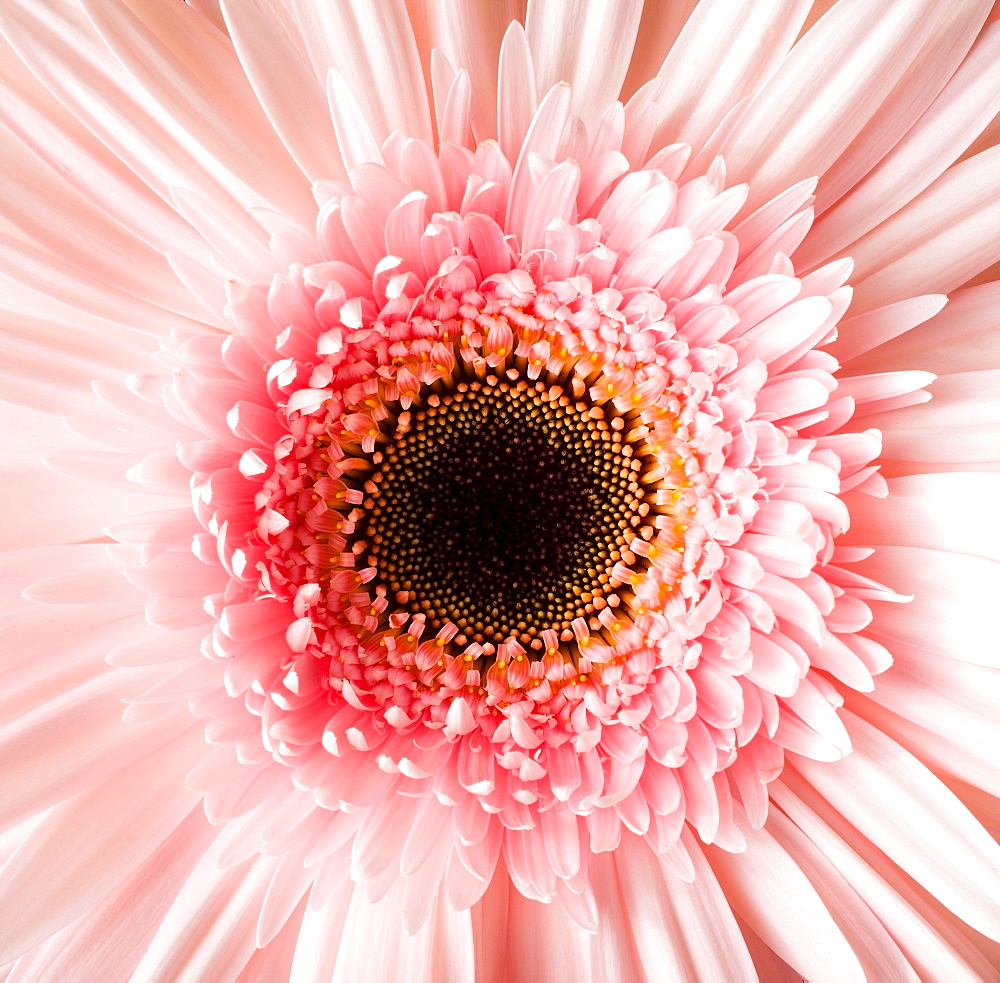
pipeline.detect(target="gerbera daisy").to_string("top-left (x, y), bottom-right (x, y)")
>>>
top-left (1, 0), bottom-right (999, 980)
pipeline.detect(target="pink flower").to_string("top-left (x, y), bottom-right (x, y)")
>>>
top-left (1, 1), bottom-right (999, 980)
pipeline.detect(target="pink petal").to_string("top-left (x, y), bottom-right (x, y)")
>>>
top-left (849, 145), bottom-right (1000, 312)
top-left (803, 15), bottom-right (1000, 266)
top-left (287, 0), bottom-right (432, 149)
top-left (717, 0), bottom-right (943, 211)
top-left (651, 0), bottom-right (811, 156)
top-left (526, 0), bottom-right (643, 130)
top-left (790, 711), bottom-right (1000, 942)
top-left (219, 0), bottom-right (343, 182)
top-left (0, 727), bottom-right (203, 964)
top-left (613, 831), bottom-right (758, 982)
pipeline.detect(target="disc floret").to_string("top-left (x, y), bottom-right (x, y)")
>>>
top-left (255, 270), bottom-right (713, 727)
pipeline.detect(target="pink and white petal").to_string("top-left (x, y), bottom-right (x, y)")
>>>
top-left (847, 146), bottom-right (1000, 312)
top-left (940, 778), bottom-right (1000, 870)
top-left (330, 878), bottom-right (475, 983)
top-left (789, 711), bottom-right (1000, 942)
top-left (854, 639), bottom-right (1000, 764)
top-left (496, 21), bottom-right (538, 164)
top-left (325, 71), bottom-right (387, 176)
top-left (287, 0), bottom-right (433, 148)
top-left (852, 281), bottom-right (1000, 377)
top-left (255, 848), bottom-right (315, 950)
top-left (806, 0), bottom-right (991, 213)
top-left (172, 187), bottom-right (278, 284)
top-left (0, 0), bottom-right (289, 240)
top-left (0, 725), bottom-right (205, 963)
top-left (219, 0), bottom-right (344, 183)
top-left (707, 821), bottom-right (874, 983)
top-left (826, 294), bottom-right (946, 365)
top-left (0, 233), bottom-right (207, 338)
top-left (0, 656), bottom-right (196, 834)
top-left (0, 595), bottom-right (146, 678)
top-left (0, 139), bottom-right (205, 321)
top-left (583, 850), bottom-right (648, 981)
top-left (843, 473), bottom-right (1000, 562)
top-left (416, 0), bottom-right (524, 142)
top-left (716, 0), bottom-right (943, 212)
top-left (0, 269), bottom-right (154, 354)
top-left (773, 774), bottom-right (1000, 982)
top-left (801, 14), bottom-right (1000, 266)
top-left (764, 807), bottom-right (920, 980)
top-left (613, 831), bottom-right (758, 982)
top-left (959, 90), bottom-right (1000, 162)
top-left (0, 543), bottom-right (130, 615)
top-left (22, 557), bottom-right (148, 605)
top-left (77, 0), bottom-right (314, 224)
top-left (5, 809), bottom-right (218, 983)
top-left (466, 868), bottom-right (508, 983)
top-left (621, 0), bottom-right (698, 102)
top-left (133, 840), bottom-right (284, 981)
top-left (0, 39), bottom-right (208, 261)
top-left (857, 546), bottom-right (1000, 667)
top-left (237, 893), bottom-right (308, 983)
top-left (525, 0), bottom-right (643, 130)
top-left (868, 370), bottom-right (1000, 472)
top-left (0, 408), bottom-right (157, 549)
top-left (187, 0), bottom-right (226, 33)
top-left (504, 882), bottom-right (594, 982)
top-left (651, 0), bottom-right (811, 156)
top-left (734, 916), bottom-right (804, 983)
top-left (846, 690), bottom-right (1000, 800)
top-left (504, 81), bottom-right (573, 235)
top-left (287, 883), bottom-right (353, 983)
top-left (0, 607), bottom-right (147, 727)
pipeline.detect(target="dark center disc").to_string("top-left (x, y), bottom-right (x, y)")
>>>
top-left (365, 382), bottom-right (643, 643)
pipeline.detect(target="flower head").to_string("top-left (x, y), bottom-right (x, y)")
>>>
top-left (2, 1), bottom-right (1000, 980)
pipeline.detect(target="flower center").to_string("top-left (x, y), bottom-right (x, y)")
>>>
top-left (363, 377), bottom-right (646, 649)
top-left (258, 277), bottom-right (704, 701)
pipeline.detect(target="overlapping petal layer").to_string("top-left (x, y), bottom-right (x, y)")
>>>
top-left (0, 1), bottom-right (998, 980)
